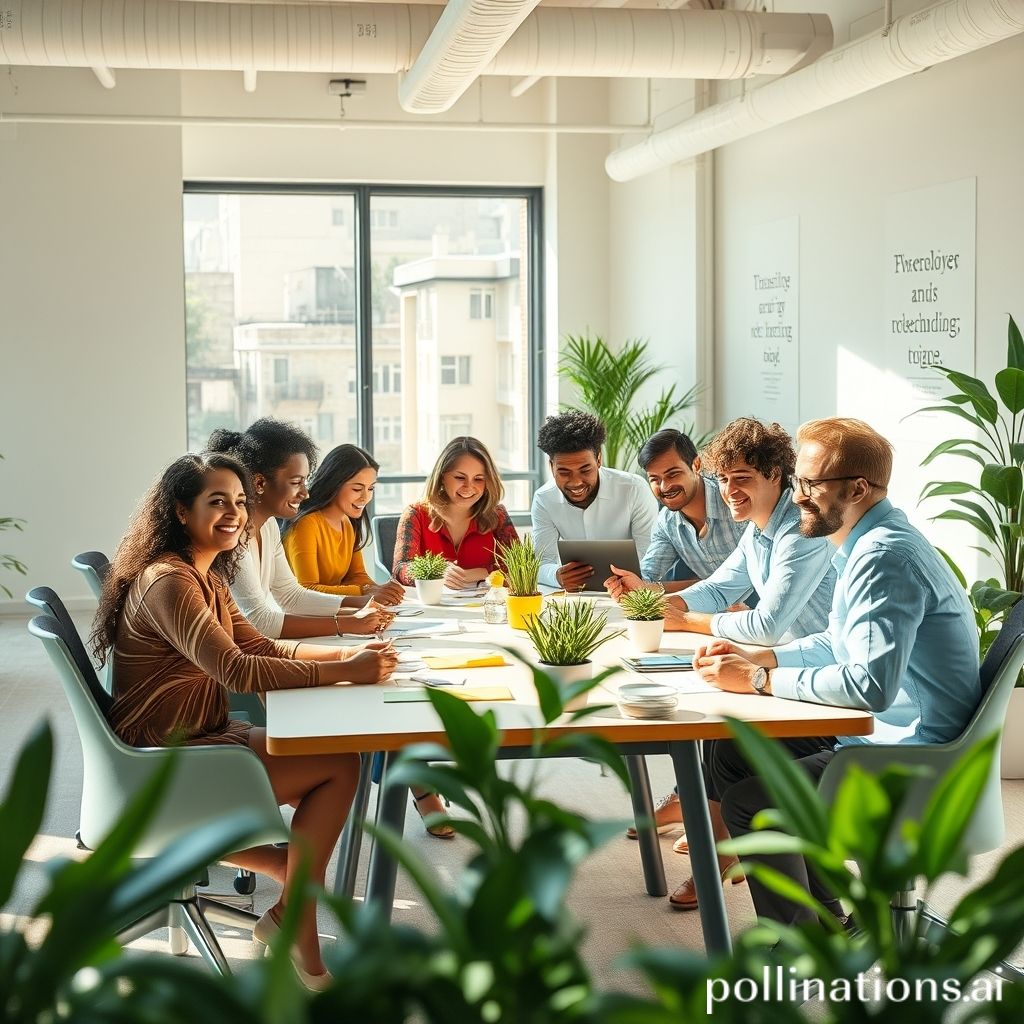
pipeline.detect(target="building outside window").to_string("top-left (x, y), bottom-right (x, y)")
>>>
top-left (183, 187), bottom-right (542, 517)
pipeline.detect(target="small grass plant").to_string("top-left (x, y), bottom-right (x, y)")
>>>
top-left (619, 586), bottom-right (668, 621)
top-left (495, 536), bottom-right (542, 597)
top-left (407, 552), bottom-right (449, 581)
top-left (524, 600), bottom-right (624, 666)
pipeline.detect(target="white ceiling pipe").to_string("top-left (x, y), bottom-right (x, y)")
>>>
top-left (606, 0), bottom-right (1024, 182)
top-left (91, 65), bottom-right (116, 89)
top-left (399, 0), bottom-right (542, 114)
top-left (242, 68), bottom-right (258, 92)
top-left (0, 1), bottom-right (831, 82)
top-left (510, 74), bottom-right (542, 97)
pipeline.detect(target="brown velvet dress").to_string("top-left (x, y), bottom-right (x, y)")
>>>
top-left (109, 555), bottom-right (322, 747)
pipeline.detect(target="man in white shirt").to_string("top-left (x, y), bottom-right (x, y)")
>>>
top-left (530, 411), bottom-right (659, 591)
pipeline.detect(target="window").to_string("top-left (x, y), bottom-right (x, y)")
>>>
top-left (470, 288), bottom-right (494, 320)
top-left (440, 414), bottom-right (473, 443)
top-left (184, 187), bottom-right (542, 509)
top-left (440, 355), bottom-right (471, 386)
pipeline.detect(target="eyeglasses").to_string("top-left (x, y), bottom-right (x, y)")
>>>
top-left (793, 476), bottom-right (881, 498)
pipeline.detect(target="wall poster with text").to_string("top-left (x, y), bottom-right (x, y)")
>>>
top-left (746, 216), bottom-right (799, 434)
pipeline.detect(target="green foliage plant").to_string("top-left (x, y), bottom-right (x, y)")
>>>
top-left (915, 314), bottom-right (1024, 661)
top-left (619, 587), bottom-right (668, 622)
top-left (494, 535), bottom-right (541, 597)
top-left (408, 551), bottom-right (449, 581)
top-left (558, 333), bottom-right (707, 470)
top-left (523, 600), bottom-right (625, 666)
top-left (0, 453), bottom-right (27, 599)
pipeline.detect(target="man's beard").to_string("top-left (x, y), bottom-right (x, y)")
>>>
top-left (799, 502), bottom-right (844, 538)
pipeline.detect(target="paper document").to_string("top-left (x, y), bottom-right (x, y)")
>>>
top-left (422, 650), bottom-right (506, 669)
top-left (384, 618), bottom-right (462, 639)
top-left (650, 674), bottom-right (719, 695)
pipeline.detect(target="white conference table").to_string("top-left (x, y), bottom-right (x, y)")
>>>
top-left (266, 594), bottom-right (873, 955)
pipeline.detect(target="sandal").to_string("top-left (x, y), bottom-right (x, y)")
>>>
top-left (412, 791), bottom-right (455, 839)
top-left (672, 832), bottom-right (689, 854)
top-left (668, 859), bottom-right (745, 911)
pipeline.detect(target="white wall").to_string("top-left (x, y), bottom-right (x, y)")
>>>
top-left (0, 66), bottom-right (611, 608)
top-left (712, 27), bottom-right (1024, 573)
top-left (0, 69), bottom-right (187, 610)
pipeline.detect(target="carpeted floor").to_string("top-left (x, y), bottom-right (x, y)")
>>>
top-left (3, 609), bottom-right (1022, 997)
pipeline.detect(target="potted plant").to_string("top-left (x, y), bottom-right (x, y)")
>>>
top-left (522, 600), bottom-right (624, 710)
top-left (619, 586), bottom-right (668, 652)
top-left (408, 551), bottom-right (448, 606)
top-left (0, 453), bottom-right (27, 599)
top-left (915, 313), bottom-right (1024, 778)
top-left (495, 535), bottom-right (543, 629)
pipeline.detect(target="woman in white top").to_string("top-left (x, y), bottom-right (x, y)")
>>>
top-left (207, 420), bottom-right (401, 639)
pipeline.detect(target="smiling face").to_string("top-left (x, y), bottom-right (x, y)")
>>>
top-left (177, 467), bottom-right (248, 561)
top-left (441, 454), bottom-right (488, 509)
top-left (550, 450), bottom-right (602, 507)
top-left (333, 466), bottom-right (378, 520)
top-left (258, 452), bottom-right (310, 520)
top-left (644, 449), bottom-right (702, 512)
top-left (793, 441), bottom-right (850, 539)
top-left (716, 459), bottom-right (781, 528)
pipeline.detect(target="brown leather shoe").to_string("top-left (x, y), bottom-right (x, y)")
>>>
top-left (626, 791), bottom-right (682, 839)
top-left (668, 859), bottom-right (745, 911)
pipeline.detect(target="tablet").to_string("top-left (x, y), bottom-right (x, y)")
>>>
top-left (555, 539), bottom-right (641, 593)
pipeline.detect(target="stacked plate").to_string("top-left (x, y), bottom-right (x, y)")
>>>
top-left (617, 682), bottom-right (679, 720)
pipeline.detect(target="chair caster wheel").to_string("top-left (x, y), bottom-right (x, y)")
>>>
top-left (234, 869), bottom-right (257, 895)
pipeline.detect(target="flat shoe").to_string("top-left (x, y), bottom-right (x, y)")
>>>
top-left (252, 906), bottom-right (280, 946)
top-left (413, 792), bottom-right (455, 839)
top-left (294, 963), bottom-right (332, 992)
top-left (669, 860), bottom-right (745, 911)
top-left (672, 832), bottom-right (689, 855)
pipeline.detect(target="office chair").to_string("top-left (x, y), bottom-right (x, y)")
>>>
top-left (818, 597), bottom-right (1024, 976)
top-left (71, 550), bottom-right (111, 600)
top-left (26, 586), bottom-right (270, 925)
top-left (370, 514), bottom-right (401, 580)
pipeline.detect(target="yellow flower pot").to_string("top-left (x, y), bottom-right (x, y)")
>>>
top-left (506, 593), bottom-right (543, 630)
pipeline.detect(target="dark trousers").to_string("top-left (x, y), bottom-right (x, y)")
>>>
top-left (709, 737), bottom-right (838, 926)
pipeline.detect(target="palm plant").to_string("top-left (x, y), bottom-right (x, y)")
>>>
top-left (916, 314), bottom-right (1024, 658)
top-left (495, 535), bottom-right (541, 597)
top-left (407, 551), bottom-right (449, 581)
top-left (558, 333), bottom-right (707, 470)
top-left (523, 600), bottom-right (624, 666)
top-left (0, 453), bottom-right (27, 599)
top-left (619, 587), bottom-right (668, 621)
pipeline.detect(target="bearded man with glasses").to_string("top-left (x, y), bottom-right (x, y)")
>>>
top-left (694, 417), bottom-right (979, 929)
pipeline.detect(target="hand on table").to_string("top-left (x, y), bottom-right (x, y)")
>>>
top-left (444, 565), bottom-right (488, 590)
top-left (365, 579), bottom-right (406, 605)
top-left (342, 642), bottom-right (399, 683)
top-left (338, 602), bottom-right (394, 636)
top-left (557, 561), bottom-right (594, 593)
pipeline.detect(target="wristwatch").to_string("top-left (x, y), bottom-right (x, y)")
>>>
top-left (751, 666), bottom-right (770, 696)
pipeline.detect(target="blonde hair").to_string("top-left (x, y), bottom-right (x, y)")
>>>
top-left (796, 418), bottom-right (893, 489)
top-left (424, 436), bottom-right (505, 534)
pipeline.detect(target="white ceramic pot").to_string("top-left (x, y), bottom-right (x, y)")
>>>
top-left (537, 661), bottom-right (593, 712)
top-left (1000, 687), bottom-right (1024, 779)
top-left (414, 578), bottom-right (444, 606)
top-left (626, 618), bottom-right (665, 654)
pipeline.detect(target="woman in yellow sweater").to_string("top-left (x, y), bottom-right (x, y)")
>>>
top-left (283, 445), bottom-right (404, 604)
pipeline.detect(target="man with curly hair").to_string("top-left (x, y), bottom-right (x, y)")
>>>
top-left (531, 411), bottom-right (658, 591)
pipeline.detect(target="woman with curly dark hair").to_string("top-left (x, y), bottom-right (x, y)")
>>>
top-left (206, 419), bottom-right (398, 641)
top-left (91, 452), bottom-right (398, 988)
top-left (282, 443), bottom-right (404, 604)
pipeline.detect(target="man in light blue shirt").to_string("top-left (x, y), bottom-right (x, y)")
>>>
top-left (531, 411), bottom-right (658, 590)
top-left (631, 428), bottom-right (748, 587)
top-left (695, 417), bottom-right (979, 928)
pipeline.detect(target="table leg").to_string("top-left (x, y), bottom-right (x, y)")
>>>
top-left (334, 752), bottom-right (375, 899)
top-left (364, 750), bottom-right (408, 920)
top-left (624, 754), bottom-right (667, 896)
top-left (669, 740), bottom-right (732, 956)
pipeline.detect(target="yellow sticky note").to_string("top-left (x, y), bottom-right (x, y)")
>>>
top-left (422, 653), bottom-right (506, 670)
top-left (450, 686), bottom-right (514, 702)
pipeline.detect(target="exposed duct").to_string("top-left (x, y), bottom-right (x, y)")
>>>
top-left (399, 0), bottom-right (541, 114)
top-left (606, 0), bottom-right (1024, 182)
top-left (0, 1), bottom-right (832, 85)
